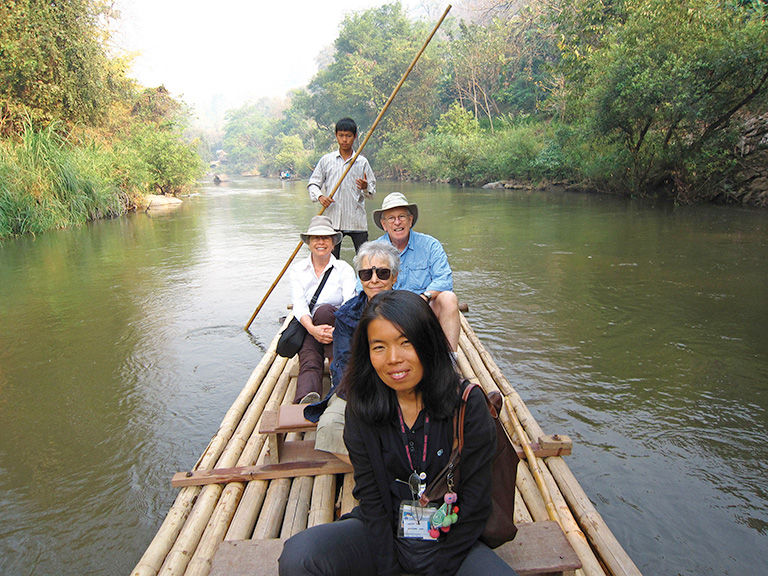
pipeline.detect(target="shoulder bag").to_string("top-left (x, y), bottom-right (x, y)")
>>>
top-left (420, 381), bottom-right (520, 548)
top-left (276, 266), bottom-right (334, 358)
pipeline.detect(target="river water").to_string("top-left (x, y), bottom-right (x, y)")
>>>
top-left (0, 178), bottom-right (766, 575)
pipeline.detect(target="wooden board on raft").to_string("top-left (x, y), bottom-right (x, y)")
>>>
top-left (208, 521), bottom-right (581, 576)
top-left (172, 441), bottom-right (352, 487)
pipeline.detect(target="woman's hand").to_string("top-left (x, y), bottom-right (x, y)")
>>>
top-left (309, 323), bottom-right (334, 344)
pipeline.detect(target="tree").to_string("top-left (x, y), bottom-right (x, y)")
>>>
top-left (306, 2), bottom-right (443, 148)
top-left (576, 0), bottom-right (768, 197)
top-left (0, 0), bottom-right (126, 135)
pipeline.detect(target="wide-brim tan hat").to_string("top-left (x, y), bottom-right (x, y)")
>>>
top-left (372, 192), bottom-right (418, 230)
top-left (300, 215), bottom-right (343, 245)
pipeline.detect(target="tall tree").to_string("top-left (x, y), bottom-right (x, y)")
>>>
top-left (571, 0), bottom-right (768, 195)
top-left (0, 0), bottom-right (126, 135)
top-left (306, 2), bottom-right (442, 148)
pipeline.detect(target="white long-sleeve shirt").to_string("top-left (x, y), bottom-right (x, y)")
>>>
top-left (289, 254), bottom-right (357, 321)
top-left (307, 150), bottom-right (376, 231)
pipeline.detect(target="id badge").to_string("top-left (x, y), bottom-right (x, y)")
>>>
top-left (398, 501), bottom-right (438, 540)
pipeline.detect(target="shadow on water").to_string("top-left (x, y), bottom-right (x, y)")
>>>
top-left (0, 178), bottom-right (766, 575)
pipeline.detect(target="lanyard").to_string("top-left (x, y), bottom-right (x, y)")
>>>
top-left (396, 404), bottom-right (430, 475)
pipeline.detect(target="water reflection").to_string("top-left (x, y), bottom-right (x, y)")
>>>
top-left (0, 179), bottom-right (766, 575)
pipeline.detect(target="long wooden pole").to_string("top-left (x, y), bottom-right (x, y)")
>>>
top-left (244, 4), bottom-right (452, 330)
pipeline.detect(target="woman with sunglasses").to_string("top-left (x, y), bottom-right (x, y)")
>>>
top-left (280, 290), bottom-right (517, 576)
top-left (303, 241), bottom-right (400, 463)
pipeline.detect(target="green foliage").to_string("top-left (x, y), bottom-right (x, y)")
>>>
top-left (553, 0), bottom-right (768, 200)
top-left (306, 2), bottom-right (442, 144)
top-left (0, 123), bottom-right (128, 237)
top-left (0, 0), bottom-right (126, 135)
top-left (131, 125), bottom-right (204, 196)
top-left (0, 0), bottom-right (204, 237)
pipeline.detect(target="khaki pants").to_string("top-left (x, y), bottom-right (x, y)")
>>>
top-left (315, 395), bottom-right (347, 456)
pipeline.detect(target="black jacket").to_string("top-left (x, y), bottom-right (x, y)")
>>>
top-left (343, 384), bottom-right (496, 576)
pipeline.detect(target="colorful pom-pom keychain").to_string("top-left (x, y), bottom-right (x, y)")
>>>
top-left (428, 491), bottom-right (459, 538)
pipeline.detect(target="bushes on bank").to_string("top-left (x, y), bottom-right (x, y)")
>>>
top-left (0, 122), bottom-right (201, 239)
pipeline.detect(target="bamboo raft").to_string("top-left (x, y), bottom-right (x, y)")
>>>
top-left (132, 313), bottom-right (642, 576)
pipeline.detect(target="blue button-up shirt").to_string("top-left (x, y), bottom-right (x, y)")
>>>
top-left (374, 230), bottom-right (453, 293)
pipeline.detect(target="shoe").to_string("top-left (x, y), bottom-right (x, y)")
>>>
top-left (299, 392), bottom-right (321, 404)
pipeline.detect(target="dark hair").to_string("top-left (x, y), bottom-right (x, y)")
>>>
top-left (335, 117), bottom-right (357, 135)
top-left (342, 290), bottom-right (460, 424)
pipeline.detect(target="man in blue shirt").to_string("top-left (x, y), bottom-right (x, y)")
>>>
top-left (373, 192), bottom-right (460, 351)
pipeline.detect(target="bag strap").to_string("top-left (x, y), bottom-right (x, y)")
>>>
top-left (308, 266), bottom-right (334, 313)
top-left (457, 381), bottom-right (499, 454)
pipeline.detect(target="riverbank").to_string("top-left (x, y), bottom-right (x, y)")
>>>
top-left (0, 124), bottom-right (201, 240)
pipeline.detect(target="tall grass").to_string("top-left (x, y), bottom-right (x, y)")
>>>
top-left (0, 124), bottom-right (140, 238)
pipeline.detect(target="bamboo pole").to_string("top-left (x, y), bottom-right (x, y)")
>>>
top-left (308, 473), bottom-right (336, 527)
top-left (459, 334), bottom-right (546, 529)
top-left (515, 460), bottom-right (549, 523)
top-left (253, 380), bottom-right (300, 539)
top-left (281, 476), bottom-right (314, 538)
top-left (184, 365), bottom-right (296, 574)
top-left (244, 4), bottom-right (453, 330)
top-left (156, 340), bottom-right (291, 576)
top-left (224, 362), bottom-right (295, 540)
top-left (131, 326), bottom-right (287, 576)
top-left (339, 472), bottom-right (358, 517)
top-left (459, 318), bottom-right (564, 530)
top-left (513, 489), bottom-right (533, 524)
top-left (253, 478), bottom-right (293, 538)
top-left (539, 460), bottom-right (606, 576)
top-left (184, 484), bottom-right (245, 576)
top-left (460, 312), bottom-right (632, 575)
top-left (547, 457), bottom-right (643, 576)
top-left (459, 314), bottom-right (545, 441)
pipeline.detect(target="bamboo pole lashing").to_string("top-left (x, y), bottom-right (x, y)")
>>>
top-left (156, 344), bottom-right (292, 575)
top-left (131, 328), bottom-right (288, 576)
top-left (538, 459), bottom-right (606, 576)
top-left (244, 5), bottom-right (453, 330)
top-left (547, 457), bottom-right (643, 576)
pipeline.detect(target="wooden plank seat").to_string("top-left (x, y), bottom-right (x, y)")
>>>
top-left (259, 403), bottom-right (322, 465)
top-left (171, 405), bottom-right (572, 488)
top-left (208, 521), bottom-right (581, 576)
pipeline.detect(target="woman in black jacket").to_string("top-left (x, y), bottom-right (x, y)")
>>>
top-left (279, 290), bottom-right (517, 576)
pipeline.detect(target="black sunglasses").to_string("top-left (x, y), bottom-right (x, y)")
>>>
top-left (358, 266), bottom-right (392, 281)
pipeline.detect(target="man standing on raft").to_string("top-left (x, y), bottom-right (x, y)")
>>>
top-left (307, 117), bottom-right (376, 258)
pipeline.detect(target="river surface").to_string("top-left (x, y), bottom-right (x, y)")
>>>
top-left (0, 178), bottom-right (766, 576)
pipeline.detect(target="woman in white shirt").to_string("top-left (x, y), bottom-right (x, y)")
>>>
top-left (289, 215), bottom-right (357, 404)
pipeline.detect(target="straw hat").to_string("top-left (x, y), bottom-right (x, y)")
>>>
top-left (300, 215), bottom-right (343, 245)
top-left (372, 192), bottom-right (419, 230)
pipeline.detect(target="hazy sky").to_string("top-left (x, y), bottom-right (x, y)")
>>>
top-left (112, 0), bottom-right (432, 126)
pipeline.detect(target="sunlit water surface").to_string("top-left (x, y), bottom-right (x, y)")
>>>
top-left (0, 179), bottom-right (766, 575)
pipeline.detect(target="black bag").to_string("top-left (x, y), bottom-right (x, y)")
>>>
top-left (276, 266), bottom-right (334, 358)
top-left (420, 382), bottom-right (520, 548)
top-left (275, 317), bottom-right (306, 358)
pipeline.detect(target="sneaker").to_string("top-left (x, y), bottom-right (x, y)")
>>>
top-left (299, 392), bottom-right (321, 404)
